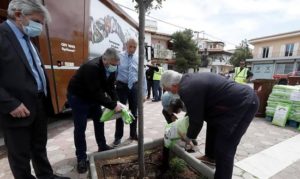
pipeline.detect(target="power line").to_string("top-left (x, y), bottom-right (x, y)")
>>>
top-left (117, 3), bottom-right (187, 30)
top-left (204, 33), bottom-right (238, 47)
top-left (116, 2), bottom-right (239, 47)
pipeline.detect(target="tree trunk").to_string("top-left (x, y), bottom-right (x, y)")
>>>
top-left (138, 0), bottom-right (145, 178)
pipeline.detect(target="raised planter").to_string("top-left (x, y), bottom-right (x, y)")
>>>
top-left (89, 138), bottom-right (215, 179)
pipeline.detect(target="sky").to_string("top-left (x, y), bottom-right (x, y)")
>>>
top-left (113, 0), bottom-right (300, 50)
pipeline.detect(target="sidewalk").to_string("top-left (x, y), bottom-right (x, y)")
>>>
top-left (0, 100), bottom-right (299, 179)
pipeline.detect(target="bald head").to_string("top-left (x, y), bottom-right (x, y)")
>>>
top-left (126, 38), bottom-right (137, 55)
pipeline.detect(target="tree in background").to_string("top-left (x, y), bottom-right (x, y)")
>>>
top-left (133, 0), bottom-right (166, 12)
top-left (171, 29), bottom-right (200, 73)
top-left (230, 39), bottom-right (253, 67)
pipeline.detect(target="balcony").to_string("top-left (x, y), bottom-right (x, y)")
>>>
top-left (153, 49), bottom-right (174, 60)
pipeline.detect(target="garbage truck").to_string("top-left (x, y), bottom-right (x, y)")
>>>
top-left (0, 0), bottom-right (138, 114)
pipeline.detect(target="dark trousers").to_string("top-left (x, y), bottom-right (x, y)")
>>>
top-left (115, 81), bottom-right (138, 140)
top-left (211, 95), bottom-right (259, 179)
top-left (4, 97), bottom-right (53, 179)
top-left (67, 94), bottom-right (106, 161)
top-left (205, 123), bottom-right (216, 160)
top-left (147, 80), bottom-right (153, 99)
top-left (152, 80), bottom-right (162, 101)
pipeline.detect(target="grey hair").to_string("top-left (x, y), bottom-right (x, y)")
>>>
top-left (7, 0), bottom-right (51, 22)
top-left (126, 38), bottom-right (137, 45)
top-left (160, 70), bottom-right (182, 88)
top-left (102, 48), bottom-right (120, 62)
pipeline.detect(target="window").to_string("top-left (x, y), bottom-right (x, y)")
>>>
top-left (262, 47), bottom-right (269, 58)
top-left (275, 63), bottom-right (294, 74)
top-left (297, 62), bottom-right (300, 71)
top-left (285, 44), bottom-right (294, 56)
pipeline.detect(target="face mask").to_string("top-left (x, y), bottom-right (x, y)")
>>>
top-left (107, 64), bottom-right (117, 73)
top-left (23, 20), bottom-right (43, 37)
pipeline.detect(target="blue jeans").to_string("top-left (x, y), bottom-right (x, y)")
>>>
top-left (67, 93), bottom-right (106, 161)
top-left (114, 81), bottom-right (138, 140)
top-left (152, 80), bottom-right (162, 101)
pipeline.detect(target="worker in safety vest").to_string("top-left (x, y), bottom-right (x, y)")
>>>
top-left (233, 60), bottom-right (252, 84)
top-left (152, 64), bottom-right (164, 102)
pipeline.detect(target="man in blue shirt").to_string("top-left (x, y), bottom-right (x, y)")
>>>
top-left (113, 38), bottom-right (147, 146)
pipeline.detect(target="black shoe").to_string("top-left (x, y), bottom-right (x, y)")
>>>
top-left (129, 135), bottom-right (138, 141)
top-left (113, 139), bottom-right (121, 147)
top-left (77, 160), bottom-right (88, 173)
top-left (52, 174), bottom-right (71, 179)
top-left (192, 139), bottom-right (198, 146)
top-left (98, 144), bottom-right (113, 152)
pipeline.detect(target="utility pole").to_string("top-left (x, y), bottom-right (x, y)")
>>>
top-left (194, 30), bottom-right (204, 40)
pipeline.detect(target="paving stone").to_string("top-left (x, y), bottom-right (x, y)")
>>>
top-left (49, 154), bottom-right (66, 163)
top-left (47, 146), bottom-right (60, 152)
top-left (56, 165), bottom-right (74, 175)
top-left (65, 137), bottom-right (73, 142)
top-left (253, 132), bottom-right (265, 137)
top-left (242, 172), bottom-right (257, 179)
top-left (233, 167), bottom-right (244, 176)
top-left (242, 143), bottom-right (255, 149)
top-left (232, 175), bottom-right (243, 179)
top-left (260, 140), bottom-right (273, 146)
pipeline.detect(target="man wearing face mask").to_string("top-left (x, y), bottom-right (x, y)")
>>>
top-left (67, 48), bottom-right (122, 173)
top-left (0, 0), bottom-right (69, 179)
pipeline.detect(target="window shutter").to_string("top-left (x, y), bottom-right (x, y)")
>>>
top-left (258, 48), bottom-right (263, 58)
top-left (269, 46), bottom-right (273, 58)
top-left (279, 45), bottom-right (285, 57)
top-left (293, 43), bottom-right (299, 56)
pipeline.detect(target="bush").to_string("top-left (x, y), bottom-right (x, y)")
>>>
top-left (169, 157), bottom-right (187, 174)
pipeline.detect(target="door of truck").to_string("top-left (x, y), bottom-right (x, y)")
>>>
top-left (40, 0), bottom-right (90, 114)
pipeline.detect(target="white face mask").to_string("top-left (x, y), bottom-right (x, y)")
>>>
top-left (107, 64), bottom-right (117, 73)
top-left (22, 20), bottom-right (43, 37)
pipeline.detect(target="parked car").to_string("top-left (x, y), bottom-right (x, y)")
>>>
top-left (273, 71), bottom-right (300, 85)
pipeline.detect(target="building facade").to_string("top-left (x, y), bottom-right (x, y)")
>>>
top-left (145, 20), bottom-right (174, 69)
top-left (247, 30), bottom-right (300, 79)
top-left (197, 38), bottom-right (233, 74)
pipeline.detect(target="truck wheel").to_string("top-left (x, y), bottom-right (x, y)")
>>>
top-left (278, 79), bottom-right (287, 85)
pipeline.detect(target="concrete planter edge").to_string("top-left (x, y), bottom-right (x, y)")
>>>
top-left (89, 138), bottom-right (214, 179)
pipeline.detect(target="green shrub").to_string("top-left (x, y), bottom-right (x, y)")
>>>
top-left (169, 157), bottom-right (187, 174)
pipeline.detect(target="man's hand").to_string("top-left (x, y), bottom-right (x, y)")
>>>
top-left (10, 103), bottom-right (30, 118)
top-left (114, 102), bottom-right (123, 112)
top-left (183, 136), bottom-right (195, 153)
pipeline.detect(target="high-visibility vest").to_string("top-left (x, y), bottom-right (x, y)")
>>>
top-left (153, 67), bottom-right (163, 80)
top-left (234, 67), bottom-right (248, 84)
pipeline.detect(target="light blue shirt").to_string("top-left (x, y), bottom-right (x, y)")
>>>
top-left (6, 20), bottom-right (46, 94)
top-left (117, 51), bottom-right (147, 96)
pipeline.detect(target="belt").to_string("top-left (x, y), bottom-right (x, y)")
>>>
top-left (37, 91), bottom-right (45, 98)
top-left (117, 81), bottom-right (138, 86)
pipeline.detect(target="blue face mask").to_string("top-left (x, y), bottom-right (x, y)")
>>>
top-left (107, 65), bottom-right (117, 73)
top-left (23, 20), bottom-right (43, 37)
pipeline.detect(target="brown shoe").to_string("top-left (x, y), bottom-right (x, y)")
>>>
top-left (197, 155), bottom-right (216, 166)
